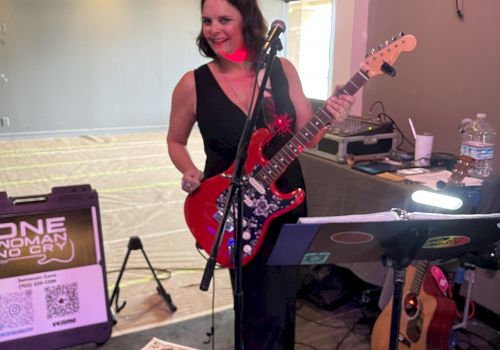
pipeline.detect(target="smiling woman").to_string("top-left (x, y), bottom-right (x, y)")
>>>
top-left (166, 0), bottom-right (354, 348)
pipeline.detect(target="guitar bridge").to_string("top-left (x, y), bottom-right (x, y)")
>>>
top-left (213, 210), bottom-right (234, 233)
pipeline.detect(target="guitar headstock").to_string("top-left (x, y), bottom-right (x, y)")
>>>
top-left (362, 33), bottom-right (417, 78)
top-left (449, 155), bottom-right (475, 187)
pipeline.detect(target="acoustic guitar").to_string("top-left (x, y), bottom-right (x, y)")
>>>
top-left (371, 156), bottom-right (474, 349)
top-left (371, 260), bottom-right (457, 350)
top-left (185, 34), bottom-right (417, 268)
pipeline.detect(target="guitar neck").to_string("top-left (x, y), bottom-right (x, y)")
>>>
top-left (254, 69), bottom-right (370, 185)
top-left (410, 260), bottom-right (430, 295)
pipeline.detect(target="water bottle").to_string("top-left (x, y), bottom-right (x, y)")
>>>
top-left (460, 113), bottom-right (496, 178)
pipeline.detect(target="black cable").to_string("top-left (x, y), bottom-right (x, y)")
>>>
top-left (377, 112), bottom-right (415, 149)
top-left (366, 100), bottom-right (415, 150)
top-left (335, 316), bottom-right (360, 350)
top-left (296, 312), bottom-right (346, 329)
top-left (456, 0), bottom-right (464, 19)
top-left (203, 273), bottom-right (216, 349)
top-left (368, 100), bottom-right (386, 116)
top-left (295, 342), bottom-right (321, 350)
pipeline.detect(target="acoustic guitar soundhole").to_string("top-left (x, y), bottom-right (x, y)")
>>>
top-left (403, 293), bottom-right (419, 318)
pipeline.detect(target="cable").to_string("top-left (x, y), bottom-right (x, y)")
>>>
top-left (377, 112), bottom-right (415, 149)
top-left (106, 266), bottom-right (172, 281)
top-left (295, 342), bottom-right (320, 350)
top-left (203, 273), bottom-right (216, 350)
top-left (366, 100), bottom-right (415, 150)
top-left (296, 312), bottom-right (346, 330)
top-left (335, 317), bottom-right (359, 350)
top-left (456, 0), bottom-right (464, 19)
top-left (368, 100), bottom-right (386, 116)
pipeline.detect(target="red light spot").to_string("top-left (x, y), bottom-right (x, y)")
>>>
top-left (220, 46), bottom-right (248, 62)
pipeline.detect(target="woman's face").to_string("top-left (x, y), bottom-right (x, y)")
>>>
top-left (201, 0), bottom-right (245, 58)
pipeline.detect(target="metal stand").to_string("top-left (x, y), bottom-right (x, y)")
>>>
top-left (110, 236), bottom-right (177, 316)
top-left (199, 40), bottom-right (282, 350)
top-left (452, 264), bottom-right (475, 330)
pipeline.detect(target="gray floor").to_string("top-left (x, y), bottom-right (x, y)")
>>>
top-left (62, 298), bottom-right (500, 350)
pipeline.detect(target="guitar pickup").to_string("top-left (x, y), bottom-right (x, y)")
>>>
top-left (248, 177), bottom-right (266, 195)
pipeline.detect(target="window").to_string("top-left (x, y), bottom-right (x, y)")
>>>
top-left (287, 0), bottom-right (335, 100)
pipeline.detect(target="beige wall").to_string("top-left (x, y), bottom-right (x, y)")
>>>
top-left (361, 0), bottom-right (500, 176)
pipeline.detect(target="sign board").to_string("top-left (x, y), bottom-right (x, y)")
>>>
top-left (0, 185), bottom-right (112, 349)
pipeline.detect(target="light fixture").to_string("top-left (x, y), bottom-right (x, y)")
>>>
top-left (411, 190), bottom-right (463, 211)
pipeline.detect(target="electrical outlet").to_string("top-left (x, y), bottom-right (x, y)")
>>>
top-left (0, 116), bottom-right (10, 128)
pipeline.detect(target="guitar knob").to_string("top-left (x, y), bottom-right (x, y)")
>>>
top-left (242, 231), bottom-right (251, 240)
top-left (243, 244), bottom-right (252, 254)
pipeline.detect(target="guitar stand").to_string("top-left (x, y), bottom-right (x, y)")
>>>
top-left (109, 236), bottom-right (177, 318)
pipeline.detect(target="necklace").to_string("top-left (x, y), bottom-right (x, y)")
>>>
top-left (220, 68), bottom-right (253, 116)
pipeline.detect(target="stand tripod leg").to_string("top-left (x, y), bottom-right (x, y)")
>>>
top-left (110, 245), bottom-right (133, 314)
top-left (110, 236), bottom-right (177, 316)
top-left (139, 245), bottom-right (177, 312)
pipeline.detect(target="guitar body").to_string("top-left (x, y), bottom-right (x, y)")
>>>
top-left (184, 128), bottom-right (305, 268)
top-left (371, 267), bottom-right (456, 350)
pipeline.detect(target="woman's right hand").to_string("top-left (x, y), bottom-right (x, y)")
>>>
top-left (181, 169), bottom-right (204, 193)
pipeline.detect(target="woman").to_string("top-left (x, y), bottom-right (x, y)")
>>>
top-left (167, 0), bottom-right (354, 348)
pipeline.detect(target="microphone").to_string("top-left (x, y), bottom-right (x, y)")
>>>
top-left (261, 19), bottom-right (286, 53)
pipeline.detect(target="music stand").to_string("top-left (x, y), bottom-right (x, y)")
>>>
top-left (267, 210), bottom-right (500, 350)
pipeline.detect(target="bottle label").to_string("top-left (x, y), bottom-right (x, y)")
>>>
top-left (460, 143), bottom-right (494, 160)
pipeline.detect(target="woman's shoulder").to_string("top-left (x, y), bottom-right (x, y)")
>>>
top-left (174, 70), bottom-right (195, 95)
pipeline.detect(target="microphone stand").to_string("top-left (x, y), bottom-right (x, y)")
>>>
top-left (199, 40), bottom-right (282, 350)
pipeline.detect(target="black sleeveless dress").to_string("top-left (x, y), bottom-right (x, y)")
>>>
top-left (194, 58), bottom-right (307, 349)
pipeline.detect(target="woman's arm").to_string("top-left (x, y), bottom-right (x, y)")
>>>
top-left (167, 71), bottom-right (203, 192)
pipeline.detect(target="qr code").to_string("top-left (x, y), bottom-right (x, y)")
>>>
top-left (0, 290), bottom-right (34, 331)
top-left (45, 282), bottom-right (80, 319)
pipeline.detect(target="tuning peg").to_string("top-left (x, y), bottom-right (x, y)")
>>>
top-left (370, 48), bottom-right (376, 55)
top-left (399, 32), bottom-right (405, 37)
top-left (377, 44), bottom-right (383, 50)
top-left (392, 36), bottom-right (397, 42)
top-left (385, 40), bottom-right (389, 46)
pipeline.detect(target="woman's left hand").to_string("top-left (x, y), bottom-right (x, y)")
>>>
top-left (324, 87), bottom-right (355, 122)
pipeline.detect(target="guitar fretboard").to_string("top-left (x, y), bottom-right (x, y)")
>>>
top-left (410, 260), bottom-right (430, 295)
top-left (253, 70), bottom-right (370, 185)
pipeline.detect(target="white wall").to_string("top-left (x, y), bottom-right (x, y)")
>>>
top-left (0, 0), bottom-right (286, 138)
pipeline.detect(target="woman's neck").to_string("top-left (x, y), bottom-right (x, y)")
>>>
top-left (215, 57), bottom-right (254, 75)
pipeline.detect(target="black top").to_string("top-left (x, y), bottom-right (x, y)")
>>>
top-left (194, 58), bottom-right (305, 193)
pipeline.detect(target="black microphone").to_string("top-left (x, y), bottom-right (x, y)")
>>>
top-left (261, 19), bottom-right (286, 53)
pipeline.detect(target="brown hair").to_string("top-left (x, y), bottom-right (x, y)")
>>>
top-left (196, 0), bottom-right (267, 61)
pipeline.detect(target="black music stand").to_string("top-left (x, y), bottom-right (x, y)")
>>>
top-left (267, 210), bottom-right (500, 350)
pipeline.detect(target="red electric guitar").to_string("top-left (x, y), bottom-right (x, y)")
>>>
top-left (185, 34), bottom-right (417, 267)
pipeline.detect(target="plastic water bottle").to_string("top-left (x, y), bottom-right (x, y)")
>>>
top-left (460, 113), bottom-right (496, 178)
